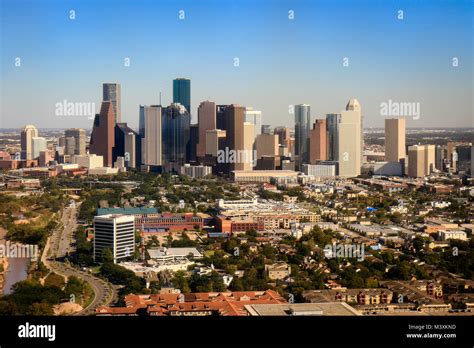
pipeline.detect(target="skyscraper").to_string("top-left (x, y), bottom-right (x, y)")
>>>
top-left (385, 118), bottom-right (406, 163)
top-left (161, 103), bottom-right (190, 172)
top-left (64, 136), bottom-right (76, 156)
top-left (141, 105), bottom-right (162, 167)
top-left (346, 98), bottom-right (364, 168)
top-left (294, 104), bottom-right (311, 170)
top-left (326, 113), bottom-right (340, 161)
top-left (216, 105), bottom-right (229, 131)
top-left (243, 122), bottom-right (256, 171)
top-left (244, 107), bottom-right (262, 139)
top-left (90, 101), bottom-right (115, 167)
top-left (408, 145), bottom-right (436, 177)
top-left (205, 129), bottom-right (227, 157)
top-left (188, 124), bottom-right (199, 163)
top-left (309, 119), bottom-right (327, 164)
top-left (274, 127), bottom-right (291, 147)
top-left (114, 123), bottom-right (138, 168)
top-left (103, 83), bottom-right (121, 123)
top-left (31, 137), bottom-right (47, 159)
top-left (339, 99), bottom-right (362, 177)
top-left (173, 78), bottom-right (191, 115)
top-left (326, 99), bottom-right (363, 177)
top-left (20, 124), bottom-right (38, 160)
top-left (65, 128), bottom-right (86, 155)
top-left (435, 145), bottom-right (446, 171)
top-left (256, 134), bottom-right (279, 159)
top-left (197, 101), bottom-right (216, 158)
top-left (225, 104), bottom-right (250, 171)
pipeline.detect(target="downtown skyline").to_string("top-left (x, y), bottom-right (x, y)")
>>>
top-left (1, 0), bottom-right (472, 129)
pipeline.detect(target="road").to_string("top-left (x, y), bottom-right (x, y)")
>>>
top-left (41, 202), bottom-right (115, 315)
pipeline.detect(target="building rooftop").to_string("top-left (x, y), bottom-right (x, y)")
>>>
top-left (244, 302), bottom-right (361, 316)
top-left (97, 207), bottom-right (158, 215)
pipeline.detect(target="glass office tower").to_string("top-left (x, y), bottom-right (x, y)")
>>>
top-left (162, 103), bottom-right (190, 172)
top-left (173, 78), bottom-right (191, 115)
top-left (294, 104), bottom-right (311, 170)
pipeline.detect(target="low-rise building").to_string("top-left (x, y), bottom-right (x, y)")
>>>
top-left (96, 290), bottom-right (287, 316)
top-left (265, 262), bottom-right (291, 280)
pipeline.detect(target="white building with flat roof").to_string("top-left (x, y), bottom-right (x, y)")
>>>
top-left (93, 214), bottom-right (135, 263)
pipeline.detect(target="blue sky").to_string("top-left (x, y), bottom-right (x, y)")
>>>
top-left (1, 0), bottom-right (472, 129)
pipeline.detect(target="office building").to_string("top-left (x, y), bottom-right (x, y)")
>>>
top-left (455, 144), bottom-right (472, 173)
top-left (21, 124), bottom-right (39, 160)
top-left (216, 105), bottom-right (229, 131)
top-left (141, 105), bottom-right (162, 167)
top-left (408, 145), bottom-right (436, 177)
top-left (373, 162), bottom-right (403, 176)
top-left (32, 137), bottom-right (47, 159)
top-left (65, 128), bottom-right (86, 155)
top-left (93, 214), bottom-right (135, 264)
top-left (326, 113), bottom-right (340, 162)
top-left (303, 164), bottom-right (336, 178)
top-left (225, 104), bottom-right (248, 171)
top-left (385, 118), bottom-right (406, 163)
top-left (114, 123), bottom-right (138, 168)
top-left (435, 145), bottom-right (446, 171)
top-left (256, 134), bottom-right (279, 159)
top-left (90, 101), bottom-right (115, 167)
top-left (243, 122), bottom-right (256, 170)
top-left (294, 104), bottom-right (311, 170)
top-left (446, 142), bottom-right (460, 172)
top-left (309, 119), bottom-right (327, 164)
top-left (74, 154), bottom-right (104, 169)
top-left (245, 107), bottom-right (262, 139)
top-left (261, 124), bottom-right (273, 135)
top-left (61, 136), bottom-right (76, 156)
top-left (274, 127), bottom-right (291, 148)
top-left (205, 129), bottom-right (226, 157)
top-left (197, 101), bottom-right (216, 158)
top-left (39, 150), bottom-right (53, 167)
top-left (326, 99), bottom-right (363, 177)
top-left (231, 170), bottom-right (299, 184)
top-left (173, 78), bottom-right (191, 115)
top-left (162, 103), bottom-right (190, 172)
top-left (188, 124), bottom-right (199, 163)
top-left (181, 164), bottom-right (212, 178)
top-left (103, 83), bottom-right (121, 123)
top-left (346, 98), bottom-right (364, 168)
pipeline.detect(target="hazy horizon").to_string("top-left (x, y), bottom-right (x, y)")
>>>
top-left (1, 0), bottom-right (472, 129)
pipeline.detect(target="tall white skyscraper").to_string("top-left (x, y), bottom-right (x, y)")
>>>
top-left (20, 124), bottom-right (38, 160)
